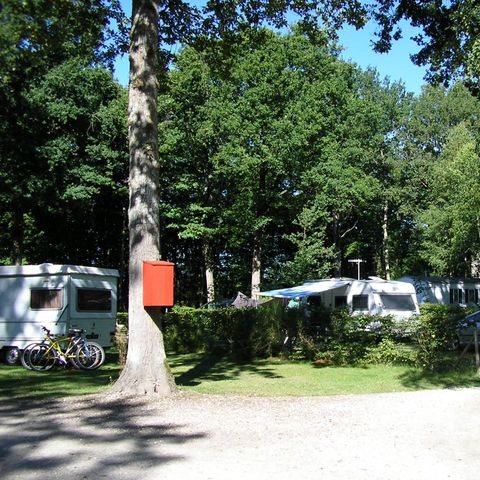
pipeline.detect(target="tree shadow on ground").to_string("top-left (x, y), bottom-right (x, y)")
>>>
top-left (0, 354), bottom-right (122, 401)
top-left (398, 364), bottom-right (480, 390)
top-left (0, 393), bottom-right (207, 479)
top-left (169, 353), bottom-right (284, 387)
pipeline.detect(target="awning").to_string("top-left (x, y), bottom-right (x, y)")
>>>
top-left (258, 280), bottom-right (351, 299)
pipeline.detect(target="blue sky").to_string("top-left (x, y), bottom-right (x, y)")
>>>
top-left (114, 1), bottom-right (427, 95)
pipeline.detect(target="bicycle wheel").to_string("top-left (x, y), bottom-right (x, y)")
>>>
top-left (28, 344), bottom-right (57, 371)
top-left (76, 342), bottom-right (105, 370)
top-left (21, 343), bottom-right (43, 370)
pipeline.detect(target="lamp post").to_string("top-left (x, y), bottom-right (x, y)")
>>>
top-left (348, 259), bottom-right (364, 280)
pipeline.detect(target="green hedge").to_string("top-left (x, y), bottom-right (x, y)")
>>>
top-left (163, 302), bottom-right (291, 360)
top-left (116, 303), bottom-right (475, 371)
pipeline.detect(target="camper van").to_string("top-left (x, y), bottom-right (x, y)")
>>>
top-left (398, 275), bottom-right (480, 306)
top-left (0, 264), bottom-right (119, 365)
top-left (259, 277), bottom-right (420, 320)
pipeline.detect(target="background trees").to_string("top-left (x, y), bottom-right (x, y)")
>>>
top-left (0, 0), bottom-right (128, 268)
top-left (1, 3), bottom-right (480, 309)
top-left (157, 26), bottom-right (429, 301)
top-left (2, 3), bottom-right (480, 306)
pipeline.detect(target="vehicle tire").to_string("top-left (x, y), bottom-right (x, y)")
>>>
top-left (76, 342), bottom-right (105, 370)
top-left (28, 344), bottom-right (57, 371)
top-left (4, 347), bottom-right (20, 366)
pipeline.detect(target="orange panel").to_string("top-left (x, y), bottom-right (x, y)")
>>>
top-left (143, 261), bottom-right (174, 307)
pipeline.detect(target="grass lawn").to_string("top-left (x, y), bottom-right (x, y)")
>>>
top-left (0, 353), bottom-right (122, 401)
top-left (169, 353), bottom-right (480, 396)
top-left (1, 352), bottom-right (480, 400)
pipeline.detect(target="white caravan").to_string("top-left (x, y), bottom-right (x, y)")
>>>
top-left (0, 263), bottom-right (119, 364)
top-left (259, 277), bottom-right (420, 320)
top-left (398, 275), bottom-right (480, 306)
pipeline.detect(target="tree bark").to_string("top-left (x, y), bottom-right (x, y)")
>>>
top-left (332, 214), bottom-right (342, 277)
top-left (203, 239), bottom-right (215, 303)
top-left (382, 200), bottom-right (391, 281)
top-left (111, 0), bottom-right (175, 396)
top-left (251, 232), bottom-right (262, 299)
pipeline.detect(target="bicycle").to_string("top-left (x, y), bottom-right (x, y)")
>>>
top-left (23, 326), bottom-right (105, 371)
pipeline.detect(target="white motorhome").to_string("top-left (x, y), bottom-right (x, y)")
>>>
top-left (259, 277), bottom-right (420, 319)
top-left (0, 263), bottom-right (119, 364)
top-left (398, 276), bottom-right (480, 306)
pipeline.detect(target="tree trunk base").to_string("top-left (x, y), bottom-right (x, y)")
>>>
top-left (110, 356), bottom-right (177, 396)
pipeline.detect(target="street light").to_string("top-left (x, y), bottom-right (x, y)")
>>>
top-left (348, 259), bottom-right (364, 280)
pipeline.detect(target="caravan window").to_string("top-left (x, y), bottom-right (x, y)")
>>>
top-left (380, 294), bottom-right (416, 311)
top-left (464, 289), bottom-right (478, 304)
top-left (31, 289), bottom-right (63, 310)
top-left (77, 289), bottom-right (112, 312)
top-left (352, 295), bottom-right (369, 311)
top-left (449, 288), bottom-right (464, 304)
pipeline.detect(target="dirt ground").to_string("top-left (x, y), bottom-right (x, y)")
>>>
top-left (1, 388), bottom-right (480, 480)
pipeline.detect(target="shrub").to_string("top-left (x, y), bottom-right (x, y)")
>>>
top-left (163, 306), bottom-right (209, 353)
top-left (163, 302), bottom-right (289, 360)
top-left (289, 332), bottom-right (319, 361)
top-left (364, 338), bottom-right (416, 366)
top-left (115, 324), bottom-right (128, 365)
top-left (410, 304), bottom-right (465, 371)
top-left (310, 310), bottom-right (398, 365)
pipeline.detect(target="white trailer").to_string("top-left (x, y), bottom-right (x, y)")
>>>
top-left (0, 263), bottom-right (119, 364)
top-left (398, 275), bottom-right (480, 306)
top-left (259, 277), bottom-right (419, 320)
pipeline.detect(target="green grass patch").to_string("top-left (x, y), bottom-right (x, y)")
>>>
top-left (169, 352), bottom-right (480, 396)
top-left (0, 354), bottom-right (121, 401)
top-left (2, 352), bottom-right (480, 401)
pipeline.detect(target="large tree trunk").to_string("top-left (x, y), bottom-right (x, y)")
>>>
top-left (251, 168), bottom-right (266, 299)
top-left (382, 200), bottom-right (391, 281)
top-left (111, 0), bottom-right (175, 396)
top-left (203, 239), bottom-right (215, 303)
top-left (251, 232), bottom-right (261, 298)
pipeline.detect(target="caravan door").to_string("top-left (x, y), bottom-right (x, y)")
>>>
top-left (69, 274), bottom-right (118, 347)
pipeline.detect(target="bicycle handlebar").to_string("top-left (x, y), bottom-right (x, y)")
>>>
top-left (41, 325), bottom-right (85, 338)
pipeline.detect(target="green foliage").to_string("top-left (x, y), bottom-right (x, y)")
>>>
top-left (118, 305), bottom-right (475, 373)
top-left (369, 0), bottom-right (480, 92)
top-left (0, 1), bottom-right (128, 267)
top-left (307, 312), bottom-right (397, 365)
top-left (419, 124), bottom-right (480, 275)
top-left (2, 0), bottom-right (480, 312)
top-left (364, 338), bottom-right (417, 366)
top-left (410, 304), bottom-right (465, 372)
top-left (163, 302), bottom-right (289, 360)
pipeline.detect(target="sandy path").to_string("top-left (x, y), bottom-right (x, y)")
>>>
top-left (1, 388), bottom-right (479, 479)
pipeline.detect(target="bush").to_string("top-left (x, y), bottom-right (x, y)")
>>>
top-left (115, 324), bottom-right (128, 365)
top-left (163, 302), bottom-right (290, 360)
top-left (364, 338), bottom-right (416, 366)
top-left (309, 310), bottom-right (398, 365)
top-left (116, 304), bottom-right (470, 370)
top-left (410, 304), bottom-right (465, 371)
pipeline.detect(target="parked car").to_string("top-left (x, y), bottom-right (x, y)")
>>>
top-left (455, 310), bottom-right (480, 348)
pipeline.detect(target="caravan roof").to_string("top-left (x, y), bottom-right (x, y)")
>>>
top-left (0, 263), bottom-right (119, 278)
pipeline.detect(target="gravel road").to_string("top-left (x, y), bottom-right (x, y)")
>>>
top-left (1, 388), bottom-right (480, 480)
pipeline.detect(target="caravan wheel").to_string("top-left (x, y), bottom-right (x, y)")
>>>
top-left (4, 347), bottom-right (20, 366)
